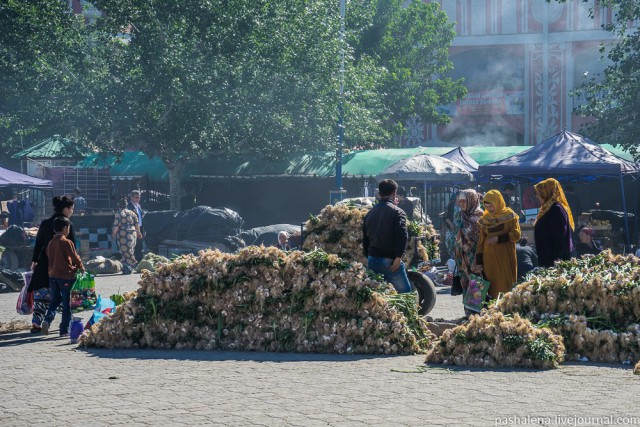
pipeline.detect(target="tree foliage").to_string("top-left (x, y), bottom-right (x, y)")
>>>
top-left (2, 0), bottom-right (465, 208)
top-left (0, 0), bottom-right (100, 159)
top-left (553, 0), bottom-right (640, 159)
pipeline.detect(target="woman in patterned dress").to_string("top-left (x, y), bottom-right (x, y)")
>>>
top-left (453, 189), bottom-right (483, 292)
top-left (111, 197), bottom-right (141, 274)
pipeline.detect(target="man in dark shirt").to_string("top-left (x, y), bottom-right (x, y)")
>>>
top-left (362, 179), bottom-right (411, 293)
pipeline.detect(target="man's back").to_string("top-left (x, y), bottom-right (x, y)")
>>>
top-left (363, 199), bottom-right (408, 260)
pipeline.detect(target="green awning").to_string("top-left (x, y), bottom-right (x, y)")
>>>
top-left (76, 145), bottom-right (637, 181)
top-left (602, 144), bottom-right (634, 161)
top-left (189, 152), bottom-right (337, 177)
top-left (78, 152), bottom-right (170, 181)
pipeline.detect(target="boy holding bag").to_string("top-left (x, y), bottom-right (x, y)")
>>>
top-left (41, 217), bottom-right (84, 336)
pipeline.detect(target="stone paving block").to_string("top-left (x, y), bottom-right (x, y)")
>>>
top-left (2, 274), bottom-right (640, 426)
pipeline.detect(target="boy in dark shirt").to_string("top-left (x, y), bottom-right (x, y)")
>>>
top-left (41, 217), bottom-right (84, 336)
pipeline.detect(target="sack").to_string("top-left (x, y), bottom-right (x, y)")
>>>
top-left (86, 258), bottom-right (122, 275)
top-left (450, 275), bottom-right (464, 296)
top-left (16, 273), bottom-right (34, 315)
top-left (0, 225), bottom-right (28, 246)
top-left (463, 274), bottom-right (491, 313)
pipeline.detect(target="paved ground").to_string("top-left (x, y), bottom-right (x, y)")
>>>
top-left (1, 274), bottom-right (639, 426)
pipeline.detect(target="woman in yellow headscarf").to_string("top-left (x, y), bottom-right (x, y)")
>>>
top-left (534, 178), bottom-right (574, 268)
top-left (473, 190), bottom-right (521, 299)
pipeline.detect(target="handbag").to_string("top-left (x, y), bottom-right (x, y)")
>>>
top-left (450, 274), bottom-right (464, 296)
top-left (16, 272), bottom-right (34, 315)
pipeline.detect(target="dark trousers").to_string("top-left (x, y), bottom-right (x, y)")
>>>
top-left (44, 277), bottom-right (74, 334)
top-left (134, 225), bottom-right (144, 262)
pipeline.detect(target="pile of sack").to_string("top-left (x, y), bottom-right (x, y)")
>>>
top-left (85, 257), bottom-right (123, 275)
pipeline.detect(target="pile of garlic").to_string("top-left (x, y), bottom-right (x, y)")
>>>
top-left (302, 203), bottom-right (439, 266)
top-left (80, 246), bottom-right (433, 354)
top-left (425, 312), bottom-right (565, 369)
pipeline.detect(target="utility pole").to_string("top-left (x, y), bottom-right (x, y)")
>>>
top-left (331, 0), bottom-right (347, 204)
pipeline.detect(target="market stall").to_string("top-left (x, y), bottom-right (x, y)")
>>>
top-left (0, 166), bottom-right (52, 269)
top-left (478, 130), bottom-right (640, 247)
top-left (376, 154), bottom-right (474, 227)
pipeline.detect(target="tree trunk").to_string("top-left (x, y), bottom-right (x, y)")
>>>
top-left (167, 162), bottom-right (185, 211)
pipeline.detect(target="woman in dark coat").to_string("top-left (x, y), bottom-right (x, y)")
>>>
top-left (534, 178), bottom-right (574, 268)
top-left (29, 196), bottom-right (75, 333)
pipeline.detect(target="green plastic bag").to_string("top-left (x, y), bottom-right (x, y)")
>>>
top-left (74, 271), bottom-right (96, 291)
top-left (463, 274), bottom-right (491, 313)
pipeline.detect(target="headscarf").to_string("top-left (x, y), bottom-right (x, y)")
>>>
top-left (454, 189), bottom-right (483, 259)
top-left (534, 178), bottom-right (574, 231)
top-left (478, 189), bottom-right (518, 228)
top-left (456, 189), bottom-right (483, 231)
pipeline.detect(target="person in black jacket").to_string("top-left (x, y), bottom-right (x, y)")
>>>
top-left (29, 196), bottom-right (76, 333)
top-left (534, 178), bottom-right (574, 268)
top-left (362, 179), bottom-right (411, 293)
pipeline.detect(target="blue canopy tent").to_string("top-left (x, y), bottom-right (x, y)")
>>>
top-left (478, 130), bottom-right (640, 244)
top-left (440, 147), bottom-right (479, 172)
top-left (0, 166), bottom-right (52, 188)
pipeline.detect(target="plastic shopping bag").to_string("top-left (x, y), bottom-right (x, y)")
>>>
top-left (85, 295), bottom-right (116, 329)
top-left (463, 274), bottom-right (491, 313)
top-left (16, 272), bottom-right (34, 315)
top-left (74, 271), bottom-right (96, 290)
top-left (70, 271), bottom-right (97, 310)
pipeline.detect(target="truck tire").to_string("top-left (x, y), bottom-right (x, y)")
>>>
top-left (407, 270), bottom-right (437, 316)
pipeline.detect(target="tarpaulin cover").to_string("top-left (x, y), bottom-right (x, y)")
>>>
top-left (143, 205), bottom-right (244, 250)
top-left (0, 166), bottom-right (52, 188)
top-left (376, 154), bottom-right (474, 183)
top-left (478, 130), bottom-right (640, 176)
top-left (238, 224), bottom-right (300, 246)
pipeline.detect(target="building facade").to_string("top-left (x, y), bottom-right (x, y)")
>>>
top-left (402, 0), bottom-right (620, 147)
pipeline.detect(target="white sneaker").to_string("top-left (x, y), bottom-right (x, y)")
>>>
top-left (41, 321), bottom-right (50, 335)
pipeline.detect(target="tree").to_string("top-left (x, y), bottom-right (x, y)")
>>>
top-left (553, 0), bottom-right (640, 159)
top-left (350, 0), bottom-right (466, 141)
top-left (0, 0), bottom-right (103, 160)
top-left (87, 0), bottom-right (465, 208)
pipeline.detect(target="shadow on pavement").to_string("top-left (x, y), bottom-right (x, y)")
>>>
top-left (0, 330), bottom-right (84, 347)
top-left (79, 347), bottom-right (405, 363)
top-left (0, 330), bottom-right (47, 347)
top-left (423, 361), bottom-right (633, 373)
